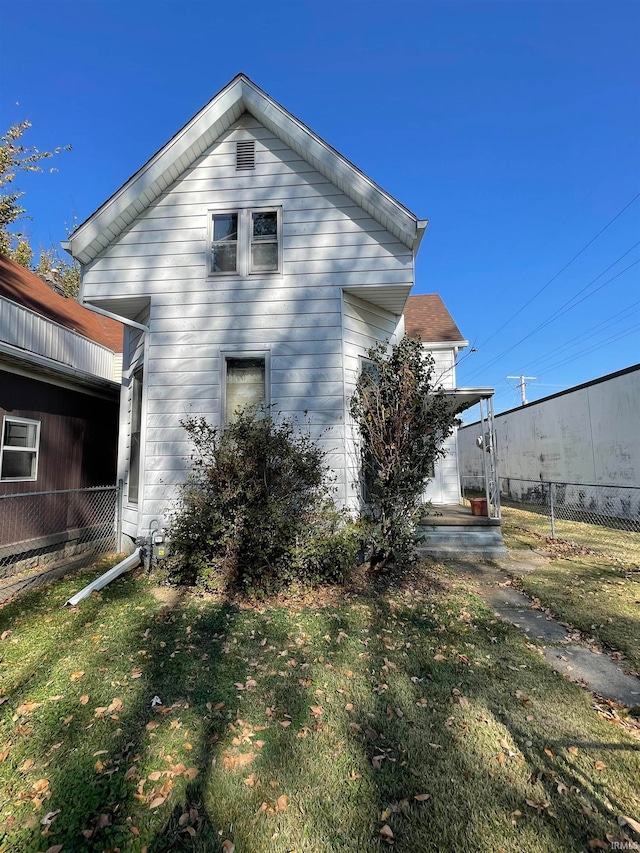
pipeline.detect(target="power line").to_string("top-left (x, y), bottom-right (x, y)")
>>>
top-left (475, 191), bottom-right (640, 350)
top-left (464, 254), bottom-right (640, 381)
top-left (515, 300), bottom-right (640, 374)
top-left (530, 322), bottom-right (640, 375)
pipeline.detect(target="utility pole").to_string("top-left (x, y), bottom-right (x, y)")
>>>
top-left (507, 375), bottom-right (537, 405)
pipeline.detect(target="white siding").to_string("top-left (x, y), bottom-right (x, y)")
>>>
top-left (83, 114), bottom-right (413, 532)
top-left (0, 295), bottom-right (117, 381)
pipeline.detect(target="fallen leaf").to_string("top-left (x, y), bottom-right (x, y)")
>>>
top-left (40, 810), bottom-right (60, 827)
top-left (32, 778), bottom-right (50, 794)
top-left (45, 845), bottom-right (63, 853)
top-left (107, 697), bottom-right (123, 714)
top-left (280, 720), bottom-right (291, 728)
top-left (79, 695), bottom-right (89, 706)
top-left (19, 759), bottom-right (35, 773)
top-left (149, 796), bottom-right (166, 809)
top-left (310, 705), bottom-right (323, 718)
top-left (131, 668), bottom-right (143, 679)
top-left (184, 767), bottom-right (199, 780)
top-left (618, 815), bottom-right (640, 835)
top-left (380, 823), bottom-right (394, 841)
top-left (594, 761), bottom-right (606, 771)
top-left (244, 773), bottom-right (256, 788)
top-left (222, 841), bottom-right (235, 853)
top-left (146, 721), bottom-right (159, 731)
top-left (276, 794), bottom-right (288, 812)
top-left (16, 700), bottom-right (41, 715)
top-left (568, 746), bottom-right (579, 756)
top-left (414, 793), bottom-right (430, 802)
top-left (70, 670), bottom-right (84, 682)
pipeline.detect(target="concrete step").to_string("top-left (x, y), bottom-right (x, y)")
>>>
top-left (417, 524), bottom-right (508, 558)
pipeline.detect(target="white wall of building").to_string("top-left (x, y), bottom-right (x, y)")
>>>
top-left (458, 366), bottom-right (640, 518)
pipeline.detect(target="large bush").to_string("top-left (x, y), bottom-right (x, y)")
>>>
top-left (167, 410), bottom-right (358, 594)
top-left (350, 335), bottom-right (461, 566)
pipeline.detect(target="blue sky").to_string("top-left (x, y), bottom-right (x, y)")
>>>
top-left (2, 0), bottom-right (638, 416)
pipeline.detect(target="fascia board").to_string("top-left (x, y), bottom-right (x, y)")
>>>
top-left (421, 340), bottom-right (469, 350)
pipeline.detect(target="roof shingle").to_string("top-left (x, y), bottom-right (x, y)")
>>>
top-left (404, 294), bottom-right (466, 344)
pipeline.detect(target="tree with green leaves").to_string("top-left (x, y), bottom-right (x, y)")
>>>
top-left (350, 335), bottom-right (461, 567)
top-left (0, 120), bottom-right (79, 296)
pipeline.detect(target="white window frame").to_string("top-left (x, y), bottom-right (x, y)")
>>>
top-left (208, 207), bottom-right (282, 278)
top-left (0, 416), bottom-right (41, 482)
top-left (220, 349), bottom-right (271, 426)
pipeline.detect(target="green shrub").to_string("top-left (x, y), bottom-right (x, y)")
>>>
top-left (166, 410), bottom-right (358, 594)
top-left (350, 335), bottom-right (461, 566)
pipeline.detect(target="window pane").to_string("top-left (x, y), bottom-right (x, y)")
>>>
top-left (5, 421), bottom-right (37, 448)
top-left (252, 211), bottom-right (277, 238)
top-left (1, 450), bottom-right (35, 479)
top-left (213, 213), bottom-right (238, 241)
top-left (212, 244), bottom-right (237, 273)
top-left (251, 243), bottom-right (278, 272)
top-left (226, 358), bottom-right (265, 423)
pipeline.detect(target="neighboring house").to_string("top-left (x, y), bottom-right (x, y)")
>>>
top-left (0, 255), bottom-right (124, 564)
top-left (458, 364), bottom-right (640, 519)
top-left (65, 73), bottom-right (490, 542)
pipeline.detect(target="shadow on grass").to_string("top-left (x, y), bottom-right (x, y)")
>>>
top-left (1, 563), bottom-right (639, 852)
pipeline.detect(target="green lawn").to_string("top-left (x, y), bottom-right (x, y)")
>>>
top-left (0, 559), bottom-right (639, 853)
top-left (501, 507), bottom-right (640, 674)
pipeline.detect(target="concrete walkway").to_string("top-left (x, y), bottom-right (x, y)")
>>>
top-left (452, 552), bottom-right (640, 709)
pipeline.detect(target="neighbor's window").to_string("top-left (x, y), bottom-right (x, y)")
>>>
top-left (225, 356), bottom-right (266, 424)
top-left (128, 368), bottom-right (143, 504)
top-left (210, 208), bottom-right (280, 276)
top-left (0, 417), bottom-right (40, 481)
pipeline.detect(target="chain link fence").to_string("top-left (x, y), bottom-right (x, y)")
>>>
top-left (461, 475), bottom-right (640, 537)
top-left (0, 485), bottom-right (120, 580)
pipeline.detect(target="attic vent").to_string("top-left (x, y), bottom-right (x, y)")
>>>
top-left (236, 140), bottom-right (255, 170)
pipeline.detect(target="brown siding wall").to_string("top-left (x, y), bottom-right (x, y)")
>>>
top-left (0, 370), bottom-right (119, 495)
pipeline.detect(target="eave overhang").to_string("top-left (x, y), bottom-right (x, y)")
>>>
top-left (67, 75), bottom-right (424, 265)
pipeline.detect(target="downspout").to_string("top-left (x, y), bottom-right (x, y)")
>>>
top-left (64, 548), bottom-right (141, 606)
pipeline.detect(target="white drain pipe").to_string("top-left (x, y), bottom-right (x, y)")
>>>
top-left (65, 548), bottom-right (141, 607)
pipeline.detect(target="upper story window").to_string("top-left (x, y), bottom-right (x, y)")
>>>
top-left (209, 208), bottom-right (281, 277)
top-left (0, 417), bottom-right (40, 481)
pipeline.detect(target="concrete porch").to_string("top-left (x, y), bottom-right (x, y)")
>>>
top-left (416, 502), bottom-right (508, 558)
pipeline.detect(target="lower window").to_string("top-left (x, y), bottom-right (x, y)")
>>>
top-left (0, 417), bottom-right (41, 481)
top-left (224, 356), bottom-right (267, 424)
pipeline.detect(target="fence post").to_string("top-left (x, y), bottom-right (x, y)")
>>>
top-left (548, 482), bottom-right (556, 539)
top-left (116, 479), bottom-right (124, 552)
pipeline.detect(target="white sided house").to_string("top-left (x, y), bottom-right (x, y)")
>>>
top-left (66, 74), bottom-right (489, 544)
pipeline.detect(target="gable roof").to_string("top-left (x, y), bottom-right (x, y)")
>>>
top-left (404, 294), bottom-right (467, 344)
top-left (66, 74), bottom-right (427, 265)
top-left (0, 255), bottom-right (123, 352)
